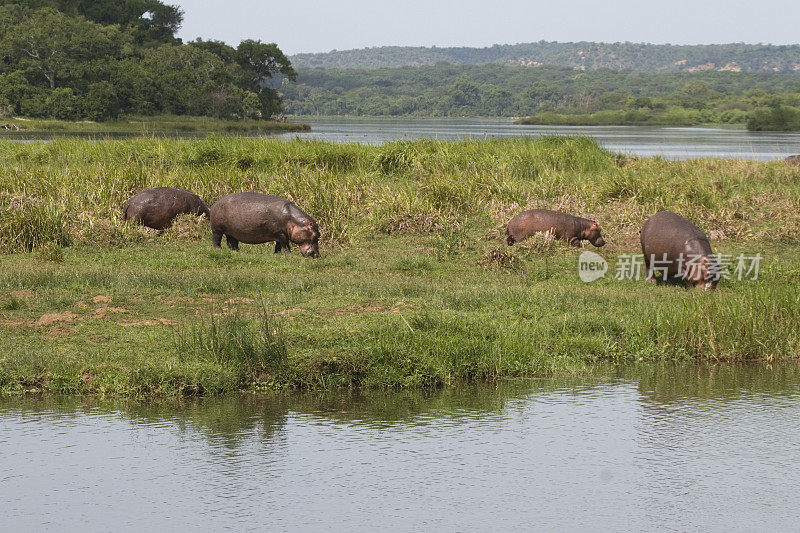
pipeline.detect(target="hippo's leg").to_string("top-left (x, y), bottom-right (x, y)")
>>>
top-left (226, 235), bottom-right (239, 251)
top-left (568, 237), bottom-right (581, 247)
top-left (644, 255), bottom-right (656, 283)
top-left (278, 238), bottom-right (291, 253)
top-left (212, 229), bottom-right (223, 248)
top-left (274, 242), bottom-right (282, 254)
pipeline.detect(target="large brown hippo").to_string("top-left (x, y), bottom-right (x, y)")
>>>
top-left (505, 209), bottom-right (605, 247)
top-left (784, 155), bottom-right (800, 166)
top-left (210, 193), bottom-right (320, 257)
top-left (640, 211), bottom-right (719, 290)
top-left (123, 187), bottom-right (209, 230)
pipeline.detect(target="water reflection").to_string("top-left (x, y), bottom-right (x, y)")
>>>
top-left (2, 364), bottom-right (799, 531)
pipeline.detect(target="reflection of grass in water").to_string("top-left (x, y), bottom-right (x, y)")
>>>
top-left (0, 136), bottom-right (799, 394)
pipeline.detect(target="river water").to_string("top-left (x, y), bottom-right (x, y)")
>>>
top-left (6, 118), bottom-right (800, 160)
top-left (2, 364), bottom-right (799, 531)
top-left (276, 117), bottom-right (800, 160)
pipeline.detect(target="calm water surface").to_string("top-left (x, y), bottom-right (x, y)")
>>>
top-left (278, 117), bottom-right (800, 160)
top-left (2, 364), bottom-right (800, 532)
top-left (6, 118), bottom-right (800, 160)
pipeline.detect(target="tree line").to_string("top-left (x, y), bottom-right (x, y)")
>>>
top-left (0, 0), bottom-right (296, 120)
top-left (282, 64), bottom-right (800, 130)
top-left (291, 42), bottom-right (800, 73)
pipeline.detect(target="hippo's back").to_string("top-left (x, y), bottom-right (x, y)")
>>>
top-left (641, 211), bottom-right (710, 258)
top-left (124, 187), bottom-right (208, 230)
top-left (210, 192), bottom-right (296, 243)
top-left (507, 209), bottom-right (582, 238)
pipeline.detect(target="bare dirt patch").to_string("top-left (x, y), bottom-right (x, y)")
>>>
top-left (36, 312), bottom-right (77, 327)
top-left (225, 297), bottom-right (255, 304)
top-left (118, 318), bottom-right (177, 327)
top-left (331, 300), bottom-right (408, 315)
top-left (47, 325), bottom-right (77, 336)
top-left (93, 307), bottom-right (127, 319)
top-left (10, 290), bottom-right (32, 298)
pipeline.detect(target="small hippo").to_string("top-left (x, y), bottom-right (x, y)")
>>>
top-left (784, 155), bottom-right (800, 166)
top-left (615, 156), bottom-right (638, 167)
top-left (123, 187), bottom-right (209, 230)
top-left (210, 192), bottom-right (320, 257)
top-left (640, 211), bottom-right (719, 290)
top-left (505, 209), bottom-right (605, 247)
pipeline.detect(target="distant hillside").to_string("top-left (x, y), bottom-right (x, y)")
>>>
top-left (291, 42), bottom-right (800, 74)
top-left (281, 64), bottom-right (800, 123)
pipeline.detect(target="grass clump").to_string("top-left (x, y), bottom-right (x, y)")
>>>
top-left (0, 198), bottom-right (71, 253)
top-left (176, 308), bottom-right (288, 386)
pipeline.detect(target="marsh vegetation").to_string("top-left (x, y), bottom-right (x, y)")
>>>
top-left (1, 137), bottom-right (799, 394)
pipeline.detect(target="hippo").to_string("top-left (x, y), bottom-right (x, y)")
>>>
top-left (640, 211), bottom-right (719, 290)
top-left (784, 155), bottom-right (800, 166)
top-left (210, 192), bottom-right (320, 257)
top-left (505, 209), bottom-right (605, 247)
top-left (615, 156), bottom-right (638, 167)
top-left (123, 187), bottom-right (209, 230)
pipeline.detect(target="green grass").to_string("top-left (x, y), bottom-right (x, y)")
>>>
top-left (515, 108), bottom-right (744, 127)
top-left (0, 115), bottom-right (310, 136)
top-left (1, 136), bottom-right (799, 395)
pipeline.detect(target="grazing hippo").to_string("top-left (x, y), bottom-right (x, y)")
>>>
top-left (210, 192), bottom-right (320, 257)
top-left (505, 209), bottom-right (605, 247)
top-left (123, 187), bottom-right (209, 230)
top-left (615, 156), bottom-right (638, 167)
top-left (640, 211), bottom-right (719, 290)
top-left (784, 155), bottom-right (800, 166)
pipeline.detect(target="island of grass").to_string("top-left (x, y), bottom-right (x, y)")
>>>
top-left (515, 108), bottom-right (731, 127)
top-left (1, 136), bottom-right (799, 396)
top-left (515, 103), bottom-right (800, 130)
top-left (0, 115), bottom-right (310, 137)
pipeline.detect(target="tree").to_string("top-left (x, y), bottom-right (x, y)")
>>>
top-left (140, 44), bottom-right (235, 115)
top-left (5, 7), bottom-right (121, 89)
top-left (0, 0), bottom-right (183, 44)
top-left (235, 39), bottom-right (296, 85)
top-left (189, 38), bottom-right (237, 63)
top-left (234, 40), bottom-right (296, 119)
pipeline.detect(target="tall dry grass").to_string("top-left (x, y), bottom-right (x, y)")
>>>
top-left (1, 136), bottom-right (798, 252)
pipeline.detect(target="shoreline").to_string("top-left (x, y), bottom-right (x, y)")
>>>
top-left (0, 115), bottom-right (311, 136)
top-left (1, 136), bottom-right (799, 396)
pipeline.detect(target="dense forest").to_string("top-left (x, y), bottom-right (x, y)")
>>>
top-left (3, 5), bottom-right (800, 131)
top-left (282, 64), bottom-right (800, 129)
top-left (0, 0), bottom-right (296, 120)
top-left (291, 42), bottom-right (800, 73)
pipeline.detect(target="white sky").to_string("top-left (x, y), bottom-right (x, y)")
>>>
top-left (173, 0), bottom-right (800, 55)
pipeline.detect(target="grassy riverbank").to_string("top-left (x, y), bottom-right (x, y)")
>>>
top-left (0, 115), bottom-right (310, 136)
top-left (1, 137), bottom-right (799, 395)
top-left (515, 109), bottom-right (742, 127)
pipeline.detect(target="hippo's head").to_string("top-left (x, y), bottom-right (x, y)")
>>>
top-left (583, 221), bottom-right (606, 247)
top-left (290, 218), bottom-right (321, 258)
top-left (684, 255), bottom-right (719, 291)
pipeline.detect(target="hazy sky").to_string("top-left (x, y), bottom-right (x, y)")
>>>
top-left (174, 0), bottom-right (800, 55)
